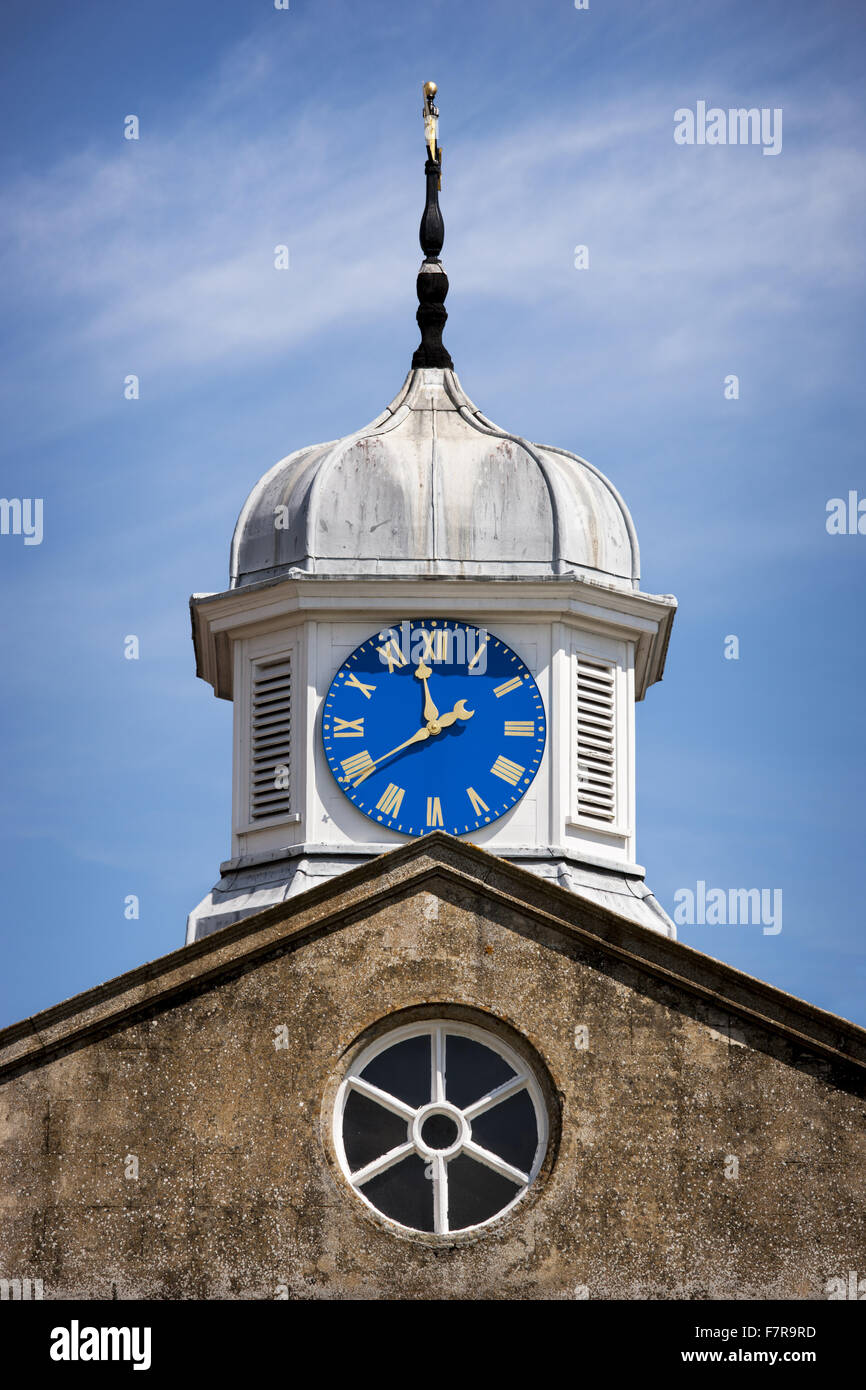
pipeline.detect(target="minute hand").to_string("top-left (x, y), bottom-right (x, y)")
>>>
top-left (352, 699), bottom-right (474, 787)
top-left (352, 726), bottom-right (431, 785)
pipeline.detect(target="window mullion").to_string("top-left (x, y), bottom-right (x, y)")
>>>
top-left (433, 1152), bottom-right (448, 1234)
top-left (433, 1025), bottom-right (446, 1104)
top-left (352, 1141), bottom-right (415, 1188)
top-left (463, 1073), bottom-right (529, 1120)
top-left (348, 1075), bottom-right (417, 1120)
top-left (338, 1020), bottom-right (546, 1236)
top-left (463, 1138), bottom-right (530, 1186)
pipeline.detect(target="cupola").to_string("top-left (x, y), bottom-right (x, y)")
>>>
top-left (187, 84), bottom-right (676, 944)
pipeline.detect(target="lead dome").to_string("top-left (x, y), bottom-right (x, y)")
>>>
top-left (230, 366), bottom-right (639, 590)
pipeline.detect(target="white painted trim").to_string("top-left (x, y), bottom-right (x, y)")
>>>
top-left (233, 630), bottom-right (304, 843)
top-left (625, 643), bottom-right (636, 859)
top-left (549, 622), bottom-right (568, 855)
top-left (563, 627), bottom-right (633, 854)
top-left (565, 815), bottom-right (630, 839)
top-left (191, 575), bottom-right (675, 702)
top-left (216, 840), bottom-right (649, 878)
top-left (333, 1019), bottom-right (548, 1239)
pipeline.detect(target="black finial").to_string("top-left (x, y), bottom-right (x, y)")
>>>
top-left (412, 81), bottom-right (453, 370)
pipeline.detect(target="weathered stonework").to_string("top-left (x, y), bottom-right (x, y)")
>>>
top-left (1, 836), bottom-right (864, 1300)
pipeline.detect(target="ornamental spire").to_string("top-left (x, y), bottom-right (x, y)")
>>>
top-left (411, 81), bottom-right (454, 370)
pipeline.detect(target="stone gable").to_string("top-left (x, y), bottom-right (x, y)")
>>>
top-left (1, 837), bottom-right (864, 1299)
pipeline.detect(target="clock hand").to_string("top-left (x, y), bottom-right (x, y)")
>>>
top-left (352, 726), bottom-right (432, 785)
top-left (414, 659), bottom-right (440, 723)
top-left (351, 700), bottom-right (475, 786)
top-left (433, 699), bottom-right (474, 729)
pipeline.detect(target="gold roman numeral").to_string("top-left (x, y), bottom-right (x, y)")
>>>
top-left (468, 640), bottom-right (487, 671)
top-left (333, 717), bottom-right (364, 738)
top-left (344, 673), bottom-right (376, 699)
top-left (504, 720), bottom-right (535, 737)
top-left (377, 638), bottom-right (408, 673)
top-left (466, 787), bottom-right (489, 815)
top-left (377, 783), bottom-right (405, 816)
top-left (491, 754), bottom-right (525, 786)
top-left (340, 750), bottom-right (375, 782)
top-left (493, 676), bottom-right (523, 698)
top-left (426, 796), bottom-right (443, 827)
top-left (418, 628), bottom-right (449, 662)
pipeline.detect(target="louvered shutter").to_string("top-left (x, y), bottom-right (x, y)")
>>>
top-left (249, 655), bottom-right (292, 821)
top-left (576, 655), bottom-right (616, 822)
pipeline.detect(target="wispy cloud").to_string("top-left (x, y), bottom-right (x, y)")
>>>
top-left (1, 46), bottom-right (863, 413)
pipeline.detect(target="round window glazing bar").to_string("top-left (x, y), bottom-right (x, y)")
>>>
top-left (334, 1020), bottom-right (548, 1236)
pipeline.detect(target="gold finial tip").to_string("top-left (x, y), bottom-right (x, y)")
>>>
top-left (423, 81), bottom-right (438, 98)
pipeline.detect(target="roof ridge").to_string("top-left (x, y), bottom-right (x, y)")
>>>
top-left (1, 834), bottom-right (864, 1081)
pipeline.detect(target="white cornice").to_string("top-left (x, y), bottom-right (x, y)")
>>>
top-left (190, 574), bottom-right (676, 701)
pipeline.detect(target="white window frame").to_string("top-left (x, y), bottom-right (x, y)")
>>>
top-left (333, 1019), bottom-right (548, 1237)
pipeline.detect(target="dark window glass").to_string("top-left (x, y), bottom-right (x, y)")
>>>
top-left (469, 1088), bottom-right (538, 1174)
top-left (343, 1090), bottom-right (408, 1173)
top-left (420, 1112), bottom-right (460, 1150)
top-left (444, 1033), bottom-right (515, 1109)
top-left (360, 1034), bottom-right (431, 1108)
top-left (446, 1154), bottom-right (521, 1231)
top-left (361, 1154), bottom-right (434, 1232)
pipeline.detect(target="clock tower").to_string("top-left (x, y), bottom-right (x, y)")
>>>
top-left (186, 85), bottom-right (677, 943)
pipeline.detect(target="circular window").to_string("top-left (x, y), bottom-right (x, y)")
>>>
top-left (333, 1020), bottom-right (548, 1235)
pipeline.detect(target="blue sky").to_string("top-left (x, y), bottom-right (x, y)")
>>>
top-left (1, 0), bottom-right (864, 1027)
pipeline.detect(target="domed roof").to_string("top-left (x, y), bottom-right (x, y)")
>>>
top-left (230, 367), bottom-right (639, 590)
top-left (231, 87), bottom-right (640, 593)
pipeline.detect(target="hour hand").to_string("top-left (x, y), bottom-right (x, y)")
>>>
top-left (436, 699), bottom-right (474, 728)
top-left (414, 659), bottom-right (440, 723)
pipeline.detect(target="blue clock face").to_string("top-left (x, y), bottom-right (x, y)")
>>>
top-left (322, 619), bottom-right (545, 838)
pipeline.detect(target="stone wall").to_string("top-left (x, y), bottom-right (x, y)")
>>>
top-left (1, 846), bottom-right (864, 1300)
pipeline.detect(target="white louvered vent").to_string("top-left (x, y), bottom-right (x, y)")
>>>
top-left (249, 655), bottom-right (292, 821)
top-left (576, 655), bottom-right (616, 823)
